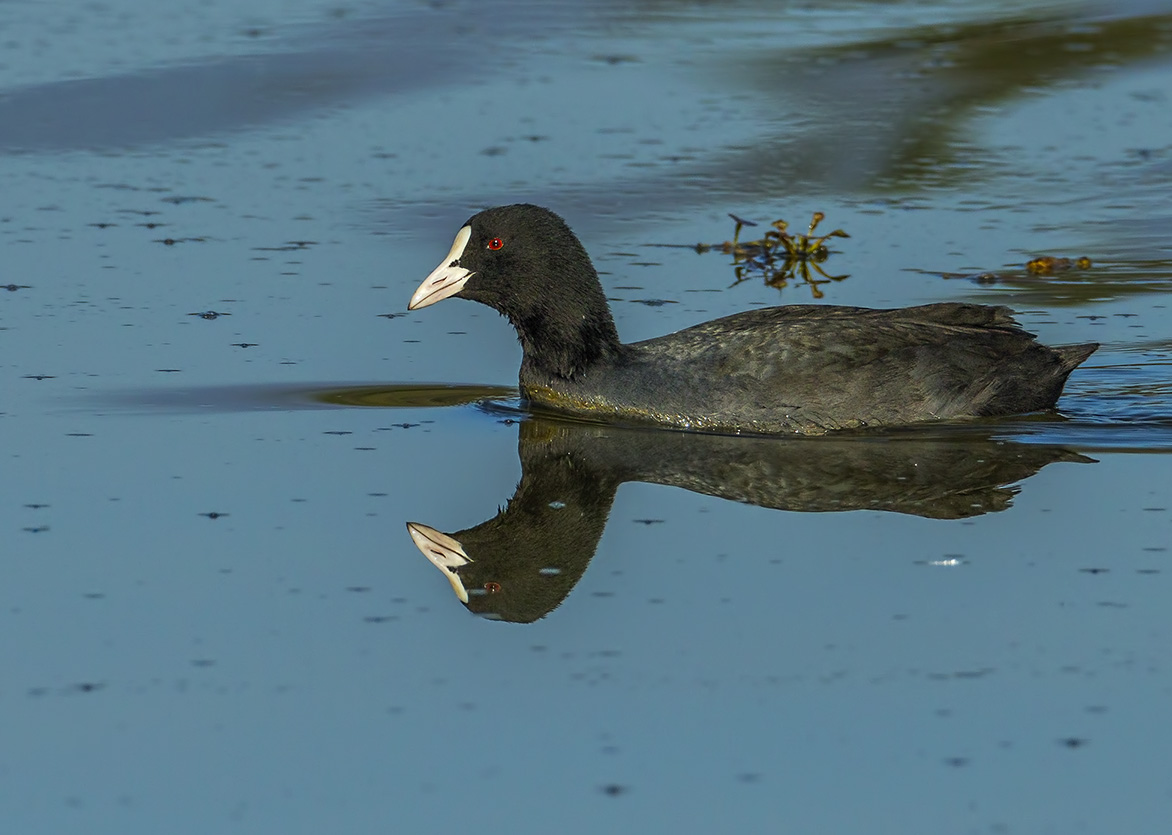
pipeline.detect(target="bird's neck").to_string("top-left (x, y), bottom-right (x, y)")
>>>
top-left (512, 287), bottom-right (621, 382)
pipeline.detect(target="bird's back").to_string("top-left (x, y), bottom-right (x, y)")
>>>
top-left (522, 303), bottom-right (1098, 435)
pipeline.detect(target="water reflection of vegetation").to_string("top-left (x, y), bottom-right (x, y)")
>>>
top-left (101, 382), bottom-right (520, 413)
top-left (728, 7), bottom-right (1172, 192)
top-left (313, 384), bottom-right (515, 408)
top-left (371, 2), bottom-right (1171, 274)
top-left (406, 416), bottom-right (1093, 623)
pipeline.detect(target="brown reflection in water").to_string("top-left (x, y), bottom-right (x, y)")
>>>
top-left (95, 382), bottom-right (517, 413)
top-left (698, 6), bottom-right (1172, 192)
top-left (312, 384), bottom-right (516, 409)
top-left (381, 4), bottom-right (1172, 234)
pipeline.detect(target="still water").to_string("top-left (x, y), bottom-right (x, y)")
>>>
top-left (3, 0), bottom-right (1172, 832)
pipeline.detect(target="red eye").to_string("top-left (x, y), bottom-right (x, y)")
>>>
top-left (487, 237), bottom-right (504, 251)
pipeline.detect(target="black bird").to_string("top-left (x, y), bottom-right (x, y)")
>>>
top-left (408, 204), bottom-right (1097, 435)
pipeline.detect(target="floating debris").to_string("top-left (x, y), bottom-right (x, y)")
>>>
top-left (940, 254), bottom-right (1093, 285)
top-left (694, 211), bottom-right (850, 298)
top-left (253, 241), bottom-right (317, 252)
top-left (155, 236), bottom-right (208, 246)
top-left (160, 195), bottom-right (215, 205)
top-left (1026, 255), bottom-right (1093, 274)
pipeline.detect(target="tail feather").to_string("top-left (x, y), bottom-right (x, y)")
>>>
top-left (1055, 342), bottom-right (1099, 373)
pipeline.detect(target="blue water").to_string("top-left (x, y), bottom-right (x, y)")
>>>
top-left (3, 1), bottom-right (1172, 832)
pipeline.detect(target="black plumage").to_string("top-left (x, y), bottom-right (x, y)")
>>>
top-left (409, 204), bottom-right (1097, 435)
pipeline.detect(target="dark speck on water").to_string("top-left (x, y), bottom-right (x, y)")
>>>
top-left (68, 682), bottom-right (105, 695)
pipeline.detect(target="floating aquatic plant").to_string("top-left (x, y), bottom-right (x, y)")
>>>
top-left (1026, 255), bottom-right (1093, 274)
top-left (695, 211), bottom-right (851, 298)
top-left (939, 254), bottom-right (1094, 285)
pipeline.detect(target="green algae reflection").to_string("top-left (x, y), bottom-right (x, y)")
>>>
top-left (311, 383), bottom-right (516, 409)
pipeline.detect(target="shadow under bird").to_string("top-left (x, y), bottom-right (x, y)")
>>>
top-left (408, 204), bottom-right (1097, 435)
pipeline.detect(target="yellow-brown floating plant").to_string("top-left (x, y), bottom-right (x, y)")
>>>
top-left (1026, 255), bottom-right (1093, 274)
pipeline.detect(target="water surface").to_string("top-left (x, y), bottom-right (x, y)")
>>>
top-left (3, 1), bottom-right (1172, 832)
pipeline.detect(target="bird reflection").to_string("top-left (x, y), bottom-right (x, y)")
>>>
top-left (407, 417), bottom-right (1092, 623)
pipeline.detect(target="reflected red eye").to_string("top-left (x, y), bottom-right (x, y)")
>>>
top-left (487, 237), bottom-right (504, 251)
top-left (484, 582), bottom-right (501, 594)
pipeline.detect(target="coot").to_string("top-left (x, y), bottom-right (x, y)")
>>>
top-left (408, 204), bottom-right (1097, 435)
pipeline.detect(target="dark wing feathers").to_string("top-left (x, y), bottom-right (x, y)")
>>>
top-left (666, 302), bottom-right (1027, 338)
top-left (615, 302), bottom-right (1091, 431)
